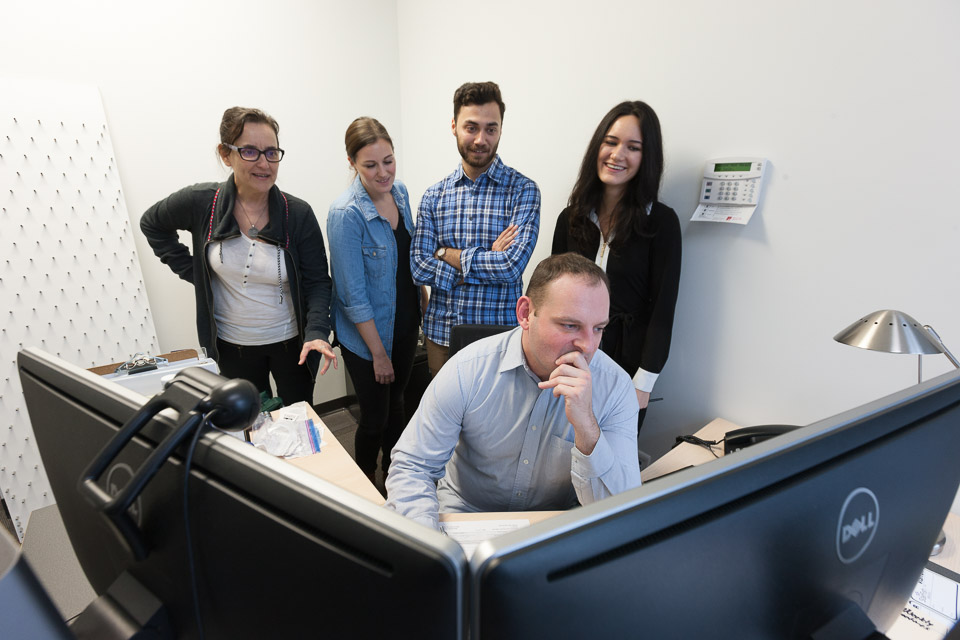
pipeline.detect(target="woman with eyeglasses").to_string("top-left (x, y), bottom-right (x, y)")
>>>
top-left (552, 101), bottom-right (682, 431)
top-left (327, 117), bottom-right (426, 487)
top-left (141, 106), bottom-right (336, 405)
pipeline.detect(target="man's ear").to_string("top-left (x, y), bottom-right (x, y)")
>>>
top-left (516, 296), bottom-right (533, 330)
top-left (451, 117), bottom-right (457, 136)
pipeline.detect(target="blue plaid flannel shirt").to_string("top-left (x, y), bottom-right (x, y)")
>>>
top-left (411, 156), bottom-right (541, 346)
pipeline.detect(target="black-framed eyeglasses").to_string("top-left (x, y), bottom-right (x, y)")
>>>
top-left (224, 143), bottom-right (285, 163)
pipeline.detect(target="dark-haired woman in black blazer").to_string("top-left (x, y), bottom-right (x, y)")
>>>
top-left (552, 101), bottom-right (681, 430)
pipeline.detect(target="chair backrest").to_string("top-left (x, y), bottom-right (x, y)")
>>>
top-left (448, 324), bottom-right (515, 358)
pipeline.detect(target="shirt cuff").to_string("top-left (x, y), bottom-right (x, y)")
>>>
top-left (632, 368), bottom-right (659, 393)
top-left (384, 493), bottom-right (441, 531)
top-left (433, 257), bottom-right (458, 292)
top-left (570, 433), bottom-right (615, 481)
top-left (342, 302), bottom-right (374, 324)
top-left (458, 246), bottom-right (478, 279)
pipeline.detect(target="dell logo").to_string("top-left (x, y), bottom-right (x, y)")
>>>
top-left (105, 462), bottom-right (142, 526)
top-left (842, 512), bottom-right (876, 543)
top-left (836, 487), bottom-right (879, 564)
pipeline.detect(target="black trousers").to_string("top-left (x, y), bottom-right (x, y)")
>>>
top-left (340, 328), bottom-right (419, 475)
top-left (215, 336), bottom-right (315, 406)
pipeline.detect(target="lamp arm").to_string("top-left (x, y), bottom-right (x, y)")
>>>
top-left (924, 325), bottom-right (960, 369)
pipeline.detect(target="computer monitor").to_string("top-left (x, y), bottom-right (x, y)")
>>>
top-left (470, 370), bottom-right (960, 639)
top-left (18, 348), bottom-right (467, 639)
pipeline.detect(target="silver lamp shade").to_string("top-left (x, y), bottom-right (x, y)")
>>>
top-left (834, 309), bottom-right (958, 557)
top-left (833, 310), bottom-right (945, 355)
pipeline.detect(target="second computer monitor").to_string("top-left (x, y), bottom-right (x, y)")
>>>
top-left (470, 371), bottom-right (960, 639)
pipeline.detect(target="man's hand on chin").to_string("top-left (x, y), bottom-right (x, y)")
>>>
top-left (538, 351), bottom-right (600, 455)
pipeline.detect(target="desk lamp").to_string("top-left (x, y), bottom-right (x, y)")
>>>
top-left (834, 309), bottom-right (960, 555)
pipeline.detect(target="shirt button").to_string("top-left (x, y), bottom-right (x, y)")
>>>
top-left (517, 491), bottom-right (523, 497)
top-left (531, 425), bottom-right (537, 431)
top-left (523, 459), bottom-right (529, 465)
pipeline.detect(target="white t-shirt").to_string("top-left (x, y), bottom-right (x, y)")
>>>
top-left (207, 236), bottom-right (297, 345)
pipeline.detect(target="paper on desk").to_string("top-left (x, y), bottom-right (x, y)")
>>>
top-left (887, 565), bottom-right (959, 640)
top-left (440, 519), bottom-right (531, 558)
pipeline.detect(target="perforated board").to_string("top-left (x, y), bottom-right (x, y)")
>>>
top-left (0, 78), bottom-right (159, 541)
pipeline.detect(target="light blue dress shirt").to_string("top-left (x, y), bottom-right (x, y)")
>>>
top-left (384, 327), bottom-right (641, 530)
top-left (327, 176), bottom-right (415, 360)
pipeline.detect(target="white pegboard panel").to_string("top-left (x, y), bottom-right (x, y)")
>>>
top-left (0, 78), bottom-right (159, 541)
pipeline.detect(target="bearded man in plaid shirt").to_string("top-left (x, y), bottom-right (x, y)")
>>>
top-left (411, 81), bottom-right (541, 375)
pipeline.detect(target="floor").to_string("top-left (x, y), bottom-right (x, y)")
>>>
top-left (317, 403), bottom-right (361, 458)
top-left (317, 402), bottom-right (389, 494)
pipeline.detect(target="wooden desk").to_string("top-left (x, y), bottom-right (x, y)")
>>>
top-left (275, 406), bottom-right (385, 506)
top-left (439, 511), bottom-right (559, 525)
top-left (641, 417), bottom-right (738, 483)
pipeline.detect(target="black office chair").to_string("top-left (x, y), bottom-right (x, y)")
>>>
top-left (448, 324), bottom-right (515, 358)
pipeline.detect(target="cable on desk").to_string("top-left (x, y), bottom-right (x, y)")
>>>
top-left (673, 434), bottom-right (723, 458)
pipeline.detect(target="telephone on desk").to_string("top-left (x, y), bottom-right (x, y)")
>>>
top-left (723, 425), bottom-right (799, 455)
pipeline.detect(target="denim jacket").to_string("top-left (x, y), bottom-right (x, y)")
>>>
top-left (327, 176), bottom-right (416, 360)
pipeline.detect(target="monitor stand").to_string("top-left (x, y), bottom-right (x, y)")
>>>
top-left (69, 572), bottom-right (172, 640)
top-left (810, 602), bottom-right (889, 640)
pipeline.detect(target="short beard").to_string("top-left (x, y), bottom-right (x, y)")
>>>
top-left (457, 139), bottom-right (498, 171)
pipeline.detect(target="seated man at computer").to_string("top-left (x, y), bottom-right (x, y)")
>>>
top-left (385, 253), bottom-right (642, 529)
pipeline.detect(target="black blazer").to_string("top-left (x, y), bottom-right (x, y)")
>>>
top-left (552, 203), bottom-right (681, 386)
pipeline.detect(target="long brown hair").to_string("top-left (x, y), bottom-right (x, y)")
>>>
top-left (566, 101), bottom-right (664, 249)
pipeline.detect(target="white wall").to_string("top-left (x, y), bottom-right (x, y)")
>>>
top-left (396, 0), bottom-right (960, 464)
top-left (1, 0), bottom-right (403, 402)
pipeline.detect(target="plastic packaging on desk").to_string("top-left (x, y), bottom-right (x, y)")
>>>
top-left (248, 401), bottom-right (324, 458)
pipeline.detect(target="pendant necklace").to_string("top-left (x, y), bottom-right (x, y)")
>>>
top-left (597, 210), bottom-right (613, 265)
top-left (237, 199), bottom-right (266, 239)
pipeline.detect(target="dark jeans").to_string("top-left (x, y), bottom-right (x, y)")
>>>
top-left (215, 336), bottom-right (315, 406)
top-left (341, 329), bottom-right (419, 475)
